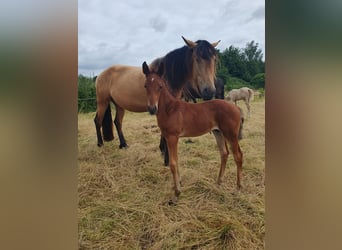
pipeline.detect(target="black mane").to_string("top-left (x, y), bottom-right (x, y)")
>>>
top-left (162, 46), bottom-right (193, 91)
top-left (195, 40), bottom-right (217, 60)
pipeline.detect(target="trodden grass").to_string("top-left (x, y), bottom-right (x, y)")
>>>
top-left (78, 97), bottom-right (265, 249)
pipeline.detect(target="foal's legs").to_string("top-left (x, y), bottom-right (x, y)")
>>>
top-left (244, 99), bottom-right (250, 118)
top-left (113, 104), bottom-right (128, 148)
top-left (228, 139), bottom-right (243, 189)
top-left (159, 136), bottom-right (169, 166)
top-left (213, 130), bottom-right (229, 185)
top-left (166, 135), bottom-right (181, 202)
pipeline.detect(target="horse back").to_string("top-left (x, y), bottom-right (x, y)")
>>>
top-left (96, 65), bottom-right (148, 112)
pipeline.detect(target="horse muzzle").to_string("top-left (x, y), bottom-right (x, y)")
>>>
top-left (148, 105), bottom-right (158, 115)
top-left (201, 87), bottom-right (215, 100)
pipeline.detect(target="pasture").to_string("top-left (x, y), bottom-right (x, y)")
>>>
top-left (78, 97), bottom-right (265, 249)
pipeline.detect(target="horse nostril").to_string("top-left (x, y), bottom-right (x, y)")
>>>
top-left (202, 87), bottom-right (215, 100)
top-left (148, 106), bottom-right (157, 115)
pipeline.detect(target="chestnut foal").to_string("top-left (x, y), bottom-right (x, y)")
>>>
top-left (142, 62), bottom-right (244, 203)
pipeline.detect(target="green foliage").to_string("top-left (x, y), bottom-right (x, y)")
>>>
top-left (250, 73), bottom-right (265, 89)
top-left (225, 76), bottom-right (252, 91)
top-left (217, 41), bottom-right (265, 85)
top-left (78, 75), bottom-right (96, 113)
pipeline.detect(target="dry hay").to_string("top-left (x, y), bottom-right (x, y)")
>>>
top-left (78, 97), bottom-right (265, 249)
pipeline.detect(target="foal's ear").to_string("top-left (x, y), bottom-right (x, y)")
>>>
top-left (142, 61), bottom-right (150, 75)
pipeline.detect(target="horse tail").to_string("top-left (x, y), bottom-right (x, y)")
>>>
top-left (238, 107), bottom-right (244, 140)
top-left (102, 104), bottom-right (114, 141)
top-left (248, 88), bottom-right (254, 102)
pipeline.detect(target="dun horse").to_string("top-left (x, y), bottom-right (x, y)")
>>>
top-left (226, 87), bottom-right (254, 117)
top-left (94, 37), bottom-right (220, 150)
top-left (142, 62), bottom-right (244, 203)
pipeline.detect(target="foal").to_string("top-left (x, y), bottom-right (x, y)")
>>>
top-left (142, 62), bottom-right (244, 203)
top-left (226, 87), bottom-right (254, 117)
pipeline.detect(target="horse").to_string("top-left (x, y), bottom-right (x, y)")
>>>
top-left (94, 36), bottom-right (220, 151)
top-left (183, 77), bottom-right (225, 103)
top-left (225, 87), bottom-right (254, 117)
top-left (142, 61), bottom-right (244, 204)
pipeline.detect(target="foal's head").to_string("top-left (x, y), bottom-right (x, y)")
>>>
top-left (142, 61), bottom-right (165, 115)
top-left (182, 36), bottom-right (220, 100)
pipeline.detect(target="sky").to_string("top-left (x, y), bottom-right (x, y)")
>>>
top-left (78, 0), bottom-right (265, 77)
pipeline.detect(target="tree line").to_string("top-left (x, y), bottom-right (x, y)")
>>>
top-left (78, 41), bottom-right (265, 113)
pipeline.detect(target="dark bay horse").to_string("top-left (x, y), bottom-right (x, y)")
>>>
top-left (184, 76), bottom-right (225, 102)
top-left (94, 37), bottom-right (220, 149)
top-left (142, 62), bottom-right (244, 203)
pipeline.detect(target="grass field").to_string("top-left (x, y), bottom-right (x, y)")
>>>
top-left (78, 97), bottom-right (265, 249)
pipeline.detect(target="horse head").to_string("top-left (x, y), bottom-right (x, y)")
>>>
top-left (182, 36), bottom-right (220, 100)
top-left (142, 61), bottom-right (164, 115)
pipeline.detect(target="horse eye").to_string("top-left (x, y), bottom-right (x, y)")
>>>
top-left (144, 84), bottom-right (146, 88)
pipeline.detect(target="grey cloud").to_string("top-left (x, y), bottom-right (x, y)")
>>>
top-left (150, 15), bottom-right (167, 32)
top-left (252, 7), bottom-right (264, 19)
top-left (78, 0), bottom-right (265, 76)
top-left (247, 6), bottom-right (264, 22)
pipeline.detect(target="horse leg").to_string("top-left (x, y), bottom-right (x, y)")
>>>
top-left (244, 100), bottom-right (250, 118)
top-left (166, 135), bottom-right (180, 203)
top-left (94, 112), bottom-right (104, 147)
top-left (159, 136), bottom-right (169, 166)
top-left (213, 130), bottom-right (229, 185)
top-left (94, 101), bottom-right (111, 147)
top-left (113, 104), bottom-right (128, 149)
top-left (229, 139), bottom-right (243, 189)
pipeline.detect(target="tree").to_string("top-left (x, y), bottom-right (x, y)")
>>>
top-left (216, 41), bottom-right (265, 85)
top-left (250, 73), bottom-right (265, 89)
top-left (78, 74), bottom-right (97, 112)
top-left (243, 41), bottom-right (264, 80)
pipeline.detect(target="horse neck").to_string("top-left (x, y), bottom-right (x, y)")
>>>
top-left (158, 83), bottom-right (178, 114)
top-left (165, 83), bottom-right (184, 99)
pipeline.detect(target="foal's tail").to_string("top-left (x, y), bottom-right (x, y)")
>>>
top-left (102, 105), bottom-right (114, 141)
top-left (238, 107), bottom-right (244, 140)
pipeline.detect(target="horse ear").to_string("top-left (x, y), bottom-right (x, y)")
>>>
top-left (211, 40), bottom-right (221, 48)
top-left (182, 36), bottom-right (197, 48)
top-left (142, 61), bottom-right (150, 75)
top-left (157, 62), bottom-right (164, 76)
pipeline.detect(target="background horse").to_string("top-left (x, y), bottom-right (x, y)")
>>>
top-left (183, 77), bottom-right (225, 103)
top-left (143, 61), bottom-right (243, 203)
top-left (225, 87), bottom-right (254, 117)
top-left (94, 36), bottom-right (220, 149)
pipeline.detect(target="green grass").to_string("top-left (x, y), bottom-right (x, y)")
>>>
top-left (78, 97), bottom-right (265, 249)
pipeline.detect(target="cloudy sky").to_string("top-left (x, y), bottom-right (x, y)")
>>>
top-left (78, 0), bottom-right (264, 76)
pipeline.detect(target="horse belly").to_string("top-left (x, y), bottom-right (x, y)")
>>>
top-left (109, 68), bottom-right (148, 112)
top-left (180, 118), bottom-right (216, 137)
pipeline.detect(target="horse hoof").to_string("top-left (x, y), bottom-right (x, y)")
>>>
top-left (119, 143), bottom-right (128, 149)
top-left (185, 139), bottom-right (194, 144)
top-left (97, 143), bottom-right (103, 147)
top-left (168, 197), bottom-right (178, 206)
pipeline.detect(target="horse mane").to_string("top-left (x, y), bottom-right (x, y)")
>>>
top-left (149, 57), bottom-right (164, 73)
top-left (195, 40), bottom-right (217, 60)
top-left (162, 46), bottom-right (193, 91)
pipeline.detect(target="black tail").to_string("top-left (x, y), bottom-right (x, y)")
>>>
top-left (238, 107), bottom-right (244, 140)
top-left (102, 105), bottom-right (114, 141)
